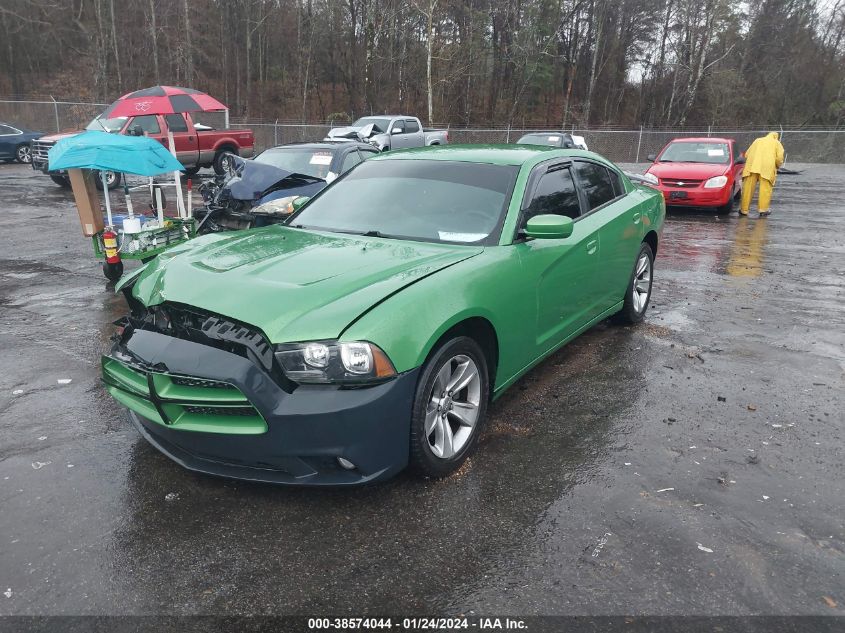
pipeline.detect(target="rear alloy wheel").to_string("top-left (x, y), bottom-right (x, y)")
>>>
top-left (410, 336), bottom-right (489, 478)
top-left (613, 242), bottom-right (654, 325)
top-left (16, 144), bottom-right (32, 163)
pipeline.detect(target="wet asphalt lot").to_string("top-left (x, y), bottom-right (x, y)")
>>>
top-left (0, 162), bottom-right (843, 620)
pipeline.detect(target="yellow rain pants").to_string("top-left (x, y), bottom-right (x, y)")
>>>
top-left (740, 132), bottom-right (784, 214)
top-left (740, 173), bottom-right (773, 214)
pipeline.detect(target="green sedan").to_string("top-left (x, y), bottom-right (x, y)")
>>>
top-left (103, 145), bottom-right (664, 485)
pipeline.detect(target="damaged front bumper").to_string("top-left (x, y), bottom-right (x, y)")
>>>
top-left (103, 321), bottom-right (417, 486)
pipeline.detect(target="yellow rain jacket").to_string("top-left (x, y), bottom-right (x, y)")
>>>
top-left (742, 132), bottom-right (784, 183)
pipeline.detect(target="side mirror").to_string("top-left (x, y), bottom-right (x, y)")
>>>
top-left (292, 196), bottom-right (310, 211)
top-left (391, 127), bottom-right (403, 135)
top-left (735, 155), bottom-right (746, 164)
top-left (130, 125), bottom-right (144, 136)
top-left (646, 153), bottom-right (657, 162)
top-left (523, 214), bottom-right (574, 240)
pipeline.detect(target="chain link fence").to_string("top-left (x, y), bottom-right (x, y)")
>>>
top-left (0, 99), bottom-right (108, 134)
top-left (229, 122), bottom-right (845, 163)
top-left (3, 99), bottom-right (843, 163)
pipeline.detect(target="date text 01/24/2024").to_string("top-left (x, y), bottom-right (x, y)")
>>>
top-left (307, 618), bottom-right (528, 630)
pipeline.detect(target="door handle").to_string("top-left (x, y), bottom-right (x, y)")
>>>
top-left (586, 239), bottom-right (598, 255)
top-left (632, 212), bottom-right (641, 224)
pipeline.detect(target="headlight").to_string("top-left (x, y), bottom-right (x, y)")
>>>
top-left (252, 196), bottom-right (298, 216)
top-left (275, 340), bottom-right (396, 384)
top-left (703, 175), bottom-right (728, 189)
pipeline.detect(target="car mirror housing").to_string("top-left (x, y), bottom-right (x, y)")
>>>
top-left (292, 196), bottom-right (310, 211)
top-left (391, 127), bottom-right (403, 135)
top-left (735, 155), bottom-right (746, 164)
top-left (647, 153), bottom-right (657, 162)
top-left (523, 214), bottom-right (574, 240)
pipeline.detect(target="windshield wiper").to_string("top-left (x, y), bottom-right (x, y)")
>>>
top-left (288, 225), bottom-right (391, 238)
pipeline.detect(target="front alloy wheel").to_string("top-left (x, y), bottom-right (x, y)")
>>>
top-left (410, 336), bottom-right (488, 477)
top-left (613, 242), bottom-right (654, 324)
top-left (16, 144), bottom-right (32, 163)
top-left (426, 354), bottom-right (482, 458)
top-left (631, 251), bottom-right (652, 314)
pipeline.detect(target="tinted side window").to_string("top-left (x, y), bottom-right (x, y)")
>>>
top-left (0, 125), bottom-right (16, 134)
top-left (575, 162), bottom-right (615, 210)
top-left (341, 151), bottom-right (362, 173)
top-left (607, 168), bottom-right (625, 196)
top-left (131, 115), bottom-right (161, 134)
top-left (405, 119), bottom-right (420, 133)
top-left (524, 167), bottom-right (581, 221)
top-left (392, 120), bottom-right (406, 134)
top-left (164, 114), bottom-right (189, 132)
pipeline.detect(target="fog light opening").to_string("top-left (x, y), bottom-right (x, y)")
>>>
top-left (337, 457), bottom-right (356, 470)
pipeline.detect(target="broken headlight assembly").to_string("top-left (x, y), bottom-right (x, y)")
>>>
top-left (251, 196), bottom-right (298, 216)
top-left (275, 341), bottom-right (396, 384)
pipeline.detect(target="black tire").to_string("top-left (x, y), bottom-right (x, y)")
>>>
top-left (94, 170), bottom-right (122, 191)
top-left (716, 199), bottom-right (733, 215)
top-left (50, 174), bottom-right (71, 188)
top-left (16, 144), bottom-right (32, 163)
top-left (409, 336), bottom-right (489, 478)
top-left (612, 242), bottom-right (654, 325)
top-left (213, 149), bottom-right (236, 175)
top-left (102, 261), bottom-right (124, 282)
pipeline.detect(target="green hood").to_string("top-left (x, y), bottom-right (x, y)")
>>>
top-left (130, 226), bottom-right (482, 343)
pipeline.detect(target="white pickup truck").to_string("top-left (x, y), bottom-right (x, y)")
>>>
top-left (325, 115), bottom-right (448, 151)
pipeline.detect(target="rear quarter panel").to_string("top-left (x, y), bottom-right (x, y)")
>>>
top-left (199, 130), bottom-right (255, 155)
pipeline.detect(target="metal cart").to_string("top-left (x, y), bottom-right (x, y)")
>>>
top-left (48, 130), bottom-right (197, 281)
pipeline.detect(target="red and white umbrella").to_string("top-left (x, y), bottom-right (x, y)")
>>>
top-left (100, 86), bottom-right (227, 118)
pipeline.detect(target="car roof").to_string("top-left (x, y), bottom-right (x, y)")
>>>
top-left (667, 137), bottom-right (733, 143)
top-left (369, 144), bottom-right (606, 167)
top-left (519, 131), bottom-right (571, 135)
top-left (263, 141), bottom-right (371, 151)
top-left (356, 114), bottom-right (412, 119)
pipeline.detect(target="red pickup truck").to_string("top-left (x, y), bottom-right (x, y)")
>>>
top-left (32, 112), bottom-right (254, 189)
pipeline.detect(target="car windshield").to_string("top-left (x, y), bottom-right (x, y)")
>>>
top-left (86, 116), bottom-right (127, 133)
top-left (289, 159), bottom-right (518, 245)
top-left (517, 133), bottom-right (563, 147)
top-left (255, 147), bottom-right (336, 179)
top-left (659, 141), bottom-right (730, 164)
top-left (350, 117), bottom-right (391, 133)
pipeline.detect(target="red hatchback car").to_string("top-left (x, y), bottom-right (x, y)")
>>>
top-left (646, 137), bottom-right (745, 213)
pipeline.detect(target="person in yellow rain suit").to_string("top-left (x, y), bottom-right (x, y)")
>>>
top-left (740, 132), bottom-right (784, 217)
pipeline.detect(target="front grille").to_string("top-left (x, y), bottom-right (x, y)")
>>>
top-left (661, 178), bottom-right (702, 188)
top-left (137, 303), bottom-right (275, 372)
top-left (170, 376), bottom-right (231, 389)
top-left (183, 405), bottom-right (257, 417)
top-left (32, 139), bottom-right (54, 163)
top-left (102, 357), bottom-right (268, 434)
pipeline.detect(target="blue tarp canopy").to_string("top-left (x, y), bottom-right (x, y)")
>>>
top-left (48, 130), bottom-right (183, 176)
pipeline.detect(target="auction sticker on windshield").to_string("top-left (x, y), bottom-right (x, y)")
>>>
top-left (310, 153), bottom-right (333, 165)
